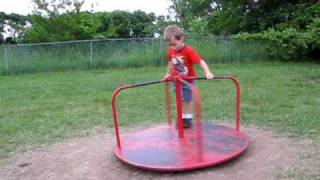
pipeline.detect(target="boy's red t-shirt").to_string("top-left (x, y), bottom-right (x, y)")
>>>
top-left (167, 45), bottom-right (202, 77)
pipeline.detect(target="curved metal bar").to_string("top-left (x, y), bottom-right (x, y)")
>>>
top-left (226, 76), bottom-right (241, 131)
top-left (111, 76), bottom-right (241, 148)
top-left (192, 76), bottom-right (241, 131)
top-left (165, 82), bottom-right (173, 125)
top-left (111, 81), bottom-right (164, 148)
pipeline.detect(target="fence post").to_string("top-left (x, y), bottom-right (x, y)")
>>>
top-left (230, 38), bottom-right (234, 63)
top-left (231, 38), bottom-right (234, 63)
top-left (159, 37), bottom-right (164, 65)
top-left (3, 45), bottom-right (9, 74)
top-left (89, 41), bottom-right (93, 68)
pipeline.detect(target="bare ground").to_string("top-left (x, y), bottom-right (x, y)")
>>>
top-left (0, 123), bottom-right (319, 180)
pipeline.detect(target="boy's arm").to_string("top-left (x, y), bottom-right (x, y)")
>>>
top-left (199, 60), bottom-right (214, 79)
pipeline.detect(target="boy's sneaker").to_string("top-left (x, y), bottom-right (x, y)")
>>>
top-left (183, 118), bottom-right (192, 128)
top-left (175, 118), bottom-right (193, 128)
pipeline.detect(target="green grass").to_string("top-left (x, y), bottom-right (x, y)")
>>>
top-left (0, 62), bottom-right (319, 158)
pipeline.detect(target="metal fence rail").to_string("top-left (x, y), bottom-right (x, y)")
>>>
top-left (0, 37), bottom-right (271, 75)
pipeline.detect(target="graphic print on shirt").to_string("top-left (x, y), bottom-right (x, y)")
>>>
top-left (171, 55), bottom-right (188, 75)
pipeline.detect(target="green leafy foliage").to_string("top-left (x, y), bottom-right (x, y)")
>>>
top-left (97, 10), bottom-right (156, 38)
top-left (22, 10), bottom-right (156, 42)
top-left (1, 0), bottom-right (319, 60)
top-left (237, 29), bottom-right (308, 60)
top-left (0, 0), bottom-right (155, 43)
top-left (22, 11), bottom-right (102, 43)
top-left (0, 34), bottom-right (4, 44)
top-left (0, 12), bottom-right (28, 44)
top-left (307, 18), bottom-right (320, 56)
top-left (167, 1), bottom-right (319, 60)
top-left (237, 17), bottom-right (320, 60)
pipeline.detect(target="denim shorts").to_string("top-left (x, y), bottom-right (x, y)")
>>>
top-left (173, 81), bottom-right (193, 103)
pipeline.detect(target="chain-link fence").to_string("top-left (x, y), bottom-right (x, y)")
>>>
top-left (0, 37), bottom-right (272, 75)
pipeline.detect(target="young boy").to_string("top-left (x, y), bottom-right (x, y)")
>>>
top-left (163, 25), bottom-right (214, 128)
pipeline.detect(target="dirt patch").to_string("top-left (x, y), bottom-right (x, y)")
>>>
top-left (277, 138), bottom-right (320, 179)
top-left (0, 124), bottom-right (317, 180)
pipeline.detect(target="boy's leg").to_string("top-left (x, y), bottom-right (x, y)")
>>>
top-left (182, 83), bottom-right (193, 128)
top-left (183, 102), bottom-right (193, 115)
top-left (182, 102), bottom-right (193, 128)
top-left (172, 81), bottom-right (194, 128)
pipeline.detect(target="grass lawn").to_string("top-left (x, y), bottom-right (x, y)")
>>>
top-left (0, 62), bottom-right (319, 158)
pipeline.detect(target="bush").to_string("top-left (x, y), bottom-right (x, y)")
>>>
top-left (236, 20), bottom-right (320, 61)
top-left (238, 29), bottom-right (306, 60)
top-left (308, 18), bottom-right (320, 52)
top-left (304, 18), bottom-right (320, 59)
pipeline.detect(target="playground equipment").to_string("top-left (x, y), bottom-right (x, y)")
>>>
top-left (111, 76), bottom-right (249, 171)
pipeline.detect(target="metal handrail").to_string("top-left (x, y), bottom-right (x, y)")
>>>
top-left (111, 76), bottom-right (241, 148)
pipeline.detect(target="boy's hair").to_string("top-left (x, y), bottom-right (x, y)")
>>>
top-left (164, 25), bottom-right (184, 41)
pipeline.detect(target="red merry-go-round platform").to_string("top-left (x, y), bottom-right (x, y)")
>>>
top-left (111, 76), bottom-right (249, 171)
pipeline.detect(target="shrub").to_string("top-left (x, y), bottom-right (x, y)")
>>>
top-left (237, 26), bottom-right (317, 60)
top-left (307, 18), bottom-right (320, 53)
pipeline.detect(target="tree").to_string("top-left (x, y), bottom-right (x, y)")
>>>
top-left (154, 15), bottom-right (173, 35)
top-left (97, 10), bottom-right (156, 38)
top-left (23, 0), bottom-right (92, 42)
top-left (168, 0), bottom-right (190, 28)
top-left (0, 12), bottom-right (28, 42)
top-left (168, 0), bottom-right (319, 35)
top-left (167, 0), bottom-right (222, 35)
top-left (130, 11), bottom-right (156, 38)
top-left (5, 37), bottom-right (17, 44)
top-left (0, 12), bottom-right (5, 35)
top-left (0, 33), bottom-right (4, 44)
top-left (23, 1), bottom-right (158, 42)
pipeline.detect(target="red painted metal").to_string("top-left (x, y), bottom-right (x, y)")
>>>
top-left (227, 76), bottom-right (241, 131)
top-left (165, 82), bottom-right (172, 125)
top-left (111, 85), bottom-right (130, 148)
top-left (175, 79), bottom-right (184, 138)
top-left (110, 76), bottom-right (247, 171)
top-left (114, 124), bottom-right (249, 171)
